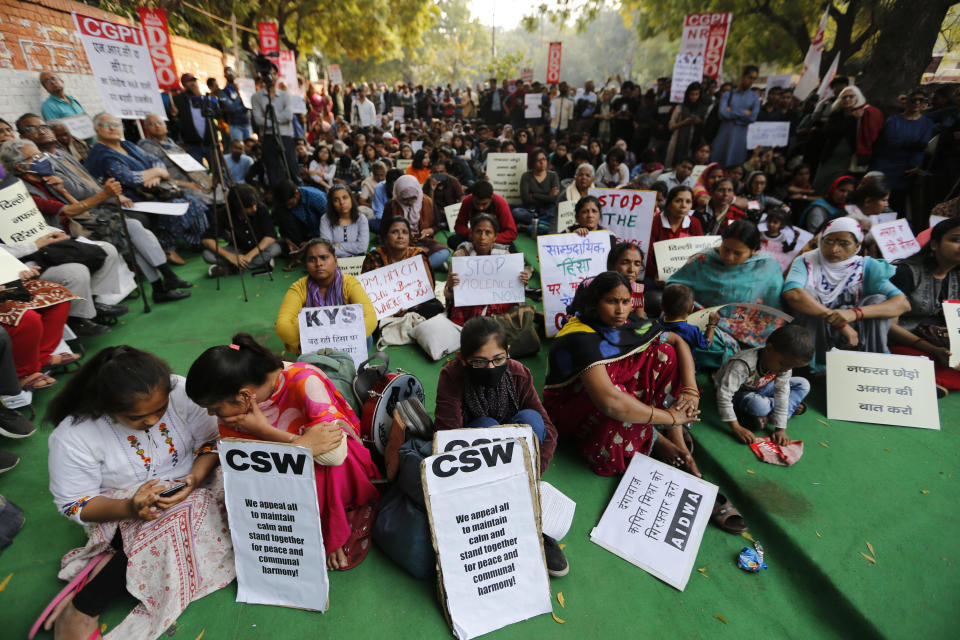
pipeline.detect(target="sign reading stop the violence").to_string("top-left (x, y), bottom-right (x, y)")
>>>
top-left (679, 12), bottom-right (732, 81)
top-left (137, 7), bottom-right (178, 91)
top-left (546, 42), bottom-right (562, 84)
top-left (258, 22), bottom-right (280, 54)
top-left (588, 188), bottom-right (657, 276)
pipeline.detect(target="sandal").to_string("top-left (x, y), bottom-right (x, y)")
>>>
top-left (29, 551), bottom-right (111, 638)
top-left (337, 502), bottom-right (377, 571)
top-left (19, 372), bottom-right (56, 391)
top-left (711, 494), bottom-right (749, 534)
top-left (46, 353), bottom-right (82, 368)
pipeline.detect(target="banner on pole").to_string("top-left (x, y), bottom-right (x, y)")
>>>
top-left (546, 42), bottom-right (562, 84)
top-left (680, 12), bottom-right (732, 81)
top-left (137, 8), bottom-right (179, 91)
top-left (258, 22), bottom-right (280, 54)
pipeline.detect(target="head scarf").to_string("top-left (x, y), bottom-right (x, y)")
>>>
top-left (827, 175), bottom-right (856, 205)
top-left (392, 174), bottom-right (423, 229)
top-left (696, 162), bottom-right (725, 188)
top-left (801, 216), bottom-right (864, 306)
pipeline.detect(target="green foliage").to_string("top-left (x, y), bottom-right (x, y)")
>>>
top-left (481, 51), bottom-right (534, 82)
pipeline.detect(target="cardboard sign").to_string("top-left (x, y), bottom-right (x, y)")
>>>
top-left (73, 12), bottom-right (165, 120)
top-left (219, 439), bottom-right (329, 611)
top-left (137, 7), bottom-right (179, 91)
top-left (670, 52), bottom-right (704, 104)
top-left (0, 179), bottom-right (58, 245)
top-left (653, 235), bottom-right (721, 278)
top-left (588, 188), bottom-right (656, 272)
top-left (122, 202), bottom-right (188, 216)
top-left (943, 300), bottom-right (960, 368)
top-left (524, 93), bottom-right (541, 119)
top-left (451, 253), bottom-right (525, 307)
top-left (0, 249), bottom-right (28, 283)
top-left (826, 351), bottom-right (940, 430)
top-left (545, 42), bottom-right (562, 84)
top-left (235, 78), bottom-right (255, 109)
top-left (392, 106), bottom-right (405, 123)
top-left (746, 121), bottom-right (790, 149)
top-left (556, 200), bottom-right (576, 231)
top-left (327, 64), bottom-right (343, 86)
top-left (538, 231), bottom-right (611, 336)
top-left (166, 151), bottom-right (207, 173)
top-left (433, 426), bottom-right (539, 476)
top-left (277, 51), bottom-right (298, 91)
top-left (590, 453), bottom-right (718, 591)
top-left (872, 219), bottom-right (920, 261)
top-left (51, 115), bottom-right (95, 140)
top-left (486, 153), bottom-right (527, 205)
top-left (680, 12), bottom-right (732, 81)
top-left (336, 255), bottom-right (365, 276)
top-left (423, 440), bottom-right (552, 639)
top-left (356, 255), bottom-right (434, 320)
top-left (443, 203), bottom-right (461, 233)
top-left (298, 304), bottom-right (368, 368)
top-left (395, 158), bottom-right (413, 171)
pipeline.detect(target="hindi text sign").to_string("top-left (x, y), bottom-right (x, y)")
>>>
top-left (451, 253), bottom-right (525, 307)
top-left (746, 122), bottom-right (790, 149)
top-left (538, 231), bottom-right (611, 336)
top-left (654, 235), bottom-right (721, 278)
top-left (872, 219), bottom-right (920, 261)
top-left (486, 153), bottom-right (527, 205)
top-left (219, 439), bottom-right (329, 611)
top-left (556, 200), bottom-right (576, 231)
top-left (357, 255), bottom-right (434, 320)
top-left (591, 454), bottom-right (718, 591)
top-left (443, 203), bottom-right (461, 233)
top-left (524, 94), bottom-right (542, 119)
top-left (298, 304), bottom-right (368, 368)
top-left (327, 64), bottom-right (343, 85)
top-left (0, 179), bottom-right (57, 245)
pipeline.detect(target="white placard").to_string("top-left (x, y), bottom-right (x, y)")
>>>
top-left (524, 94), bottom-right (541, 119)
top-left (122, 201), bottom-right (189, 216)
top-left (298, 304), bottom-right (368, 368)
top-left (826, 351), bottom-right (940, 430)
top-left (451, 253), bottom-right (525, 307)
top-left (166, 151), bottom-right (207, 173)
top-left (486, 153), bottom-right (527, 205)
top-left (538, 231), bottom-right (611, 336)
top-left (943, 300), bottom-right (960, 368)
top-left (235, 78), bottom-right (255, 109)
top-left (411, 141), bottom-right (424, 153)
top-left (0, 180), bottom-right (58, 245)
top-left (51, 114), bottom-right (95, 140)
top-left (443, 203), bottom-right (461, 233)
top-left (290, 95), bottom-right (307, 115)
top-left (396, 158), bottom-right (413, 171)
top-left (392, 106), bottom-right (404, 123)
top-left (433, 426), bottom-right (539, 475)
top-left (327, 64), bottom-right (343, 86)
top-left (764, 73), bottom-right (793, 100)
top-left (867, 211), bottom-right (897, 226)
top-left (590, 453), bottom-right (718, 591)
top-left (670, 52), bottom-right (704, 103)
top-left (872, 218), bottom-right (920, 261)
top-left (0, 249), bottom-right (28, 283)
top-left (746, 121), bottom-right (790, 149)
top-left (336, 255), bottom-right (365, 276)
top-left (73, 13), bottom-right (165, 120)
top-left (356, 255), bottom-right (435, 320)
top-left (588, 188), bottom-right (657, 274)
top-left (219, 439), bottom-right (329, 611)
top-left (653, 235), bottom-right (721, 278)
top-left (556, 200), bottom-right (576, 231)
top-left (539, 480), bottom-right (576, 541)
top-left (423, 440), bottom-right (552, 639)
top-left (277, 51), bottom-right (298, 92)
top-left (689, 164), bottom-right (707, 186)
top-left (929, 215), bottom-right (948, 229)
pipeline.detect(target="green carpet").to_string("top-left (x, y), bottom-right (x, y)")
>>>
top-left (1, 233), bottom-right (957, 639)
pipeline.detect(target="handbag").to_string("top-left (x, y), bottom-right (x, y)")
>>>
top-left (27, 239), bottom-right (107, 272)
top-left (134, 180), bottom-right (182, 201)
top-left (492, 303), bottom-right (540, 358)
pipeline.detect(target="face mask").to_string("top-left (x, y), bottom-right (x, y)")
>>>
top-left (27, 156), bottom-right (53, 176)
top-left (465, 362), bottom-right (508, 388)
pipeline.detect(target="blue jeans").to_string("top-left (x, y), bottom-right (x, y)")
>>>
top-left (229, 123), bottom-right (251, 142)
top-left (733, 378), bottom-right (810, 420)
top-left (466, 408), bottom-right (546, 442)
top-left (428, 248), bottom-right (451, 271)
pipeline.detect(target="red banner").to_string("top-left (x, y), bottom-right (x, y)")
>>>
top-left (137, 7), bottom-right (178, 91)
top-left (546, 42), bottom-right (562, 84)
top-left (258, 22), bottom-right (279, 54)
top-left (680, 12), bottom-right (731, 81)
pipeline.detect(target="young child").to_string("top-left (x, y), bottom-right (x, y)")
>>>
top-left (715, 324), bottom-right (813, 446)
top-left (759, 209), bottom-right (800, 272)
top-left (659, 283), bottom-right (719, 353)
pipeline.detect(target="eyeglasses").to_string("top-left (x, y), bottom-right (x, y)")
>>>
top-left (20, 124), bottom-right (51, 133)
top-left (97, 122), bottom-right (122, 129)
top-left (466, 354), bottom-right (508, 368)
top-left (822, 238), bottom-right (856, 248)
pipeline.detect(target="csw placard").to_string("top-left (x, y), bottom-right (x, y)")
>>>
top-left (746, 121), bottom-right (790, 149)
top-left (298, 304), bottom-right (368, 368)
top-left (451, 253), bottom-right (525, 307)
top-left (219, 439), bottom-right (329, 611)
top-left (826, 351), bottom-right (940, 430)
top-left (0, 178), bottom-right (58, 245)
top-left (590, 453), bottom-right (718, 591)
top-left (653, 235), bottom-right (721, 278)
top-left (433, 426), bottom-right (539, 476)
top-left (423, 439), bottom-right (552, 639)
top-left (537, 231), bottom-right (612, 336)
top-left (336, 255), bottom-right (365, 276)
top-left (357, 255), bottom-right (435, 320)
top-left (588, 188), bottom-right (656, 273)
top-left (486, 153), bottom-right (527, 205)
top-left (943, 300), bottom-right (960, 368)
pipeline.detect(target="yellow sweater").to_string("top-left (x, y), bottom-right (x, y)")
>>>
top-left (275, 274), bottom-right (378, 353)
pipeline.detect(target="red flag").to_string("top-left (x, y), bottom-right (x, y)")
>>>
top-left (258, 22), bottom-right (279, 54)
top-left (137, 7), bottom-right (179, 90)
top-left (546, 42), bottom-right (562, 84)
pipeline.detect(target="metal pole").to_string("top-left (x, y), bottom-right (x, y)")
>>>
top-left (231, 14), bottom-right (240, 68)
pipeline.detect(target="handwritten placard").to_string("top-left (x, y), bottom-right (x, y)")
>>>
top-left (0, 179), bottom-right (57, 245)
top-left (422, 440), bottom-right (552, 639)
top-left (588, 188), bottom-right (656, 274)
top-left (653, 235), bottom-right (721, 278)
top-left (556, 200), bottom-right (576, 231)
top-left (590, 453), bottom-right (718, 591)
top-left (872, 218), bottom-right (920, 261)
top-left (942, 300), bottom-right (960, 368)
top-left (486, 153), bottom-right (527, 205)
top-left (0, 248), bottom-right (28, 283)
top-left (444, 203), bottom-right (461, 233)
top-left (327, 64), bottom-right (343, 85)
top-left (764, 73), bottom-right (793, 100)
top-left (537, 231), bottom-right (611, 336)
top-left (290, 95), bottom-right (308, 115)
top-left (298, 304), bottom-right (368, 368)
top-left (235, 78), bottom-right (255, 109)
top-left (826, 351), bottom-right (940, 430)
top-left (356, 255), bottom-right (435, 320)
top-left (524, 93), bottom-right (541, 119)
top-left (392, 106), bottom-right (405, 123)
top-left (451, 253), bottom-right (525, 307)
top-left (336, 256), bottom-right (365, 276)
top-left (746, 121), bottom-right (790, 149)
top-left (689, 164), bottom-right (707, 185)
top-left (670, 52), bottom-right (704, 103)
top-left (219, 439), bottom-right (329, 611)
top-left (51, 114), bottom-right (95, 140)
top-left (166, 151), bottom-right (207, 173)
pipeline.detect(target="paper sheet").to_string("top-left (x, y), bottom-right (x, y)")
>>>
top-left (539, 480), bottom-right (575, 541)
top-left (123, 202), bottom-right (189, 216)
top-left (166, 151), bottom-right (207, 173)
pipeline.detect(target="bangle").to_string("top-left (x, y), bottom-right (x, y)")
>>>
top-left (706, 323), bottom-right (717, 328)
top-left (648, 405), bottom-right (655, 424)
top-left (853, 307), bottom-right (864, 321)
top-left (838, 323), bottom-right (848, 329)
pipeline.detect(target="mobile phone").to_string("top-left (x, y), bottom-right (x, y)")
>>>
top-left (159, 482), bottom-right (187, 498)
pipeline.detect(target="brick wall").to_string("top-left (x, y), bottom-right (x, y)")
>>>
top-left (0, 0), bottom-right (230, 123)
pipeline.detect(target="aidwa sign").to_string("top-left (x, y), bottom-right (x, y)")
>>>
top-left (138, 8), bottom-right (179, 91)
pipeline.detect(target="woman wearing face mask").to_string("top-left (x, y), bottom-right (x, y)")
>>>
top-left (186, 333), bottom-right (380, 571)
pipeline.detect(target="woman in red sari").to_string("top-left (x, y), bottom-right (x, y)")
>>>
top-left (544, 272), bottom-right (701, 477)
top-left (186, 333), bottom-right (380, 570)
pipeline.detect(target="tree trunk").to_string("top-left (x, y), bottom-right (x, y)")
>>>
top-left (857, 0), bottom-right (952, 113)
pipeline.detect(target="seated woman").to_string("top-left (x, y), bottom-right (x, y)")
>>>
top-left (405, 149), bottom-right (431, 184)
top-left (563, 160), bottom-right (594, 203)
top-left (43, 346), bottom-right (230, 640)
top-left (741, 170), bottom-right (785, 215)
top-left (515, 148), bottom-right (560, 234)
top-left (186, 334), bottom-right (380, 571)
top-left (384, 174), bottom-right (451, 270)
top-left (565, 195), bottom-right (616, 247)
top-left (691, 162), bottom-right (725, 209)
top-left (83, 113), bottom-right (209, 264)
top-left (888, 218), bottom-right (960, 395)
top-left (607, 242), bottom-right (647, 318)
top-left (319, 185), bottom-right (370, 258)
top-left (647, 185), bottom-right (703, 284)
top-left (445, 214), bottom-right (530, 326)
top-left (782, 217), bottom-right (910, 373)
top-left (202, 184), bottom-right (281, 277)
top-left (694, 178), bottom-right (745, 235)
top-left (276, 238), bottom-right (377, 354)
top-left (543, 272), bottom-right (701, 477)
top-left (797, 175), bottom-right (856, 234)
top-left (668, 220), bottom-right (785, 368)
top-left (362, 216), bottom-right (443, 319)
